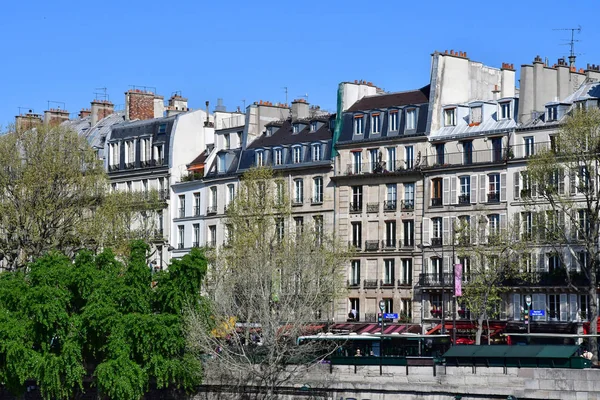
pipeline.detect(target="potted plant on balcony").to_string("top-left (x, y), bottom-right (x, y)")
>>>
top-left (458, 309), bottom-right (466, 317)
top-left (431, 308), bottom-right (442, 318)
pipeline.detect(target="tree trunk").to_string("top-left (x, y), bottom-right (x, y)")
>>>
top-left (476, 315), bottom-right (484, 345)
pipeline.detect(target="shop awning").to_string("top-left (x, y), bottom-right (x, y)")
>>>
top-left (426, 321), bottom-right (507, 336)
top-left (330, 323), bottom-right (421, 335)
top-left (583, 317), bottom-right (600, 335)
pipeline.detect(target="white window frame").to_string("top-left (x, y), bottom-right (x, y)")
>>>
top-left (274, 148), bottom-right (283, 165)
top-left (389, 110), bottom-right (399, 131)
top-left (294, 179), bottom-right (304, 204)
top-left (311, 121), bottom-right (317, 132)
top-left (293, 146), bottom-right (302, 164)
top-left (470, 106), bottom-right (482, 124)
top-left (500, 102), bottom-right (511, 119)
top-left (313, 176), bottom-right (323, 203)
top-left (256, 150), bottom-right (264, 167)
top-left (405, 109), bottom-right (416, 130)
top-left (444, 108), bottom-right (456, 126)
top-left (312, 144), bottom-right (322, 162)
top-left (371, 113), bottom-right (381, 133)
top-left (354, 115), bottom-right (364, 135)
top-left (293, 124), bottom-right (300, 133)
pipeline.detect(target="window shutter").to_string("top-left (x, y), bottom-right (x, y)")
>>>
top-left (558, 168), bottom-right (565, 194)
top-left (422, 218), bottom-right (430, 245)
top-left (444, 256), bottom-right (451, 274)
top-left (479, 174), bottom-right (486, 204)
top-left (443, 177), bottom-right (450, 205)
top-left (537, 252), bottom-right (545, 272)
top-left (470, 216), bottom-right (477, 244)
top-left (443, 217), bottom-right (449, 245)
top-left (569, 210), bottom-right (577, 241)
top-left (500, 213), bottom-right (507, 235)
top-left (532, 294), bottom-right (546, 321)
top-left (471, 175), bottom-right (478, 203)
top-left (513, 293), bottom-right (522, 321)
top-left (532, 178), bottom-right (538, 198)
top-left (569, 294), bottom-right (578, 321)
top-left (570, 169), bottom-right (576, 195)
top-left (451, 177), bottom-right (457, 204)
top-left (514, 171), bottom-right (520, 199)
top-left (560, 294), bottom-right (568, 321)
top-left (479, 216), bottom-right (488, 244)
top-left (450, 216), bottom-right (456, 244)
top-left (513, 213), bottom-right (520, 241)
top-left (500, 173), bottom-right (507, 201)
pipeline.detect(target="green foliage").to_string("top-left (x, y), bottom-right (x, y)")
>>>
top-left (0, 240), bottom-right (208, 399)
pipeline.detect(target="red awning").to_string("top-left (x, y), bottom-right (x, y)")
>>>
top-left (427, 321), bottom-right (507, 336)
top-left (329, 323), bottom-right (414, 335)
top-left (583, 317), bottom-right (600, 335)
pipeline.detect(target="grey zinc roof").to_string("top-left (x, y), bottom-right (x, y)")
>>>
top-left (61, 111), bottom-right (126, 156)
top-left (431, 117), bottom-right (517, 140)
top-left (562, 81), bottom-right (600, 103)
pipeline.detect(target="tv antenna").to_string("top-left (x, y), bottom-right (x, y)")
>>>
top-left (553, 25), bottom-right (582, 66)
top-left (297, 93), bottom-right (309, 103)
top-left (18, 106), bottom-right (34, 115)
top-left (47, 100), bottom-right (66, 110)
top-left (94, 87), bottom-right (109, 102)
top-left (282, 87), bottom-right (288, 105)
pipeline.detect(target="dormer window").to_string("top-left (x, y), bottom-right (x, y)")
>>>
top-left (500, 102), bottom-right (511, 119)
top-left (256, 150), bottom-right (264, 167)
top-left (266, 127), bottom-right (273, 137)
top-left (547, 106), bottom-right (558, 121)
top-left (354, 115), bottom-right (364, 135)
top-left (405, 109), bottom-right (416, 130)
top-left (312, 144), bottom-right (322, 162)
top-left (444, 108), bottom-right (456, 126)
top-left (274, 148), bottom-right (283, 165)
top-left (576, 101), bottom-right (586, 111)
top-left (293, 146), bottom-right (302, 163)
top-left (329, 119), bottom-right (336, 130)
top-left (470, 106), bottom-right (482, 126)
top-left (158, 123), bottom-right (167, 134)
top-left (371, 113), bottom-right (381, 133)
top-left (389, 110), bottom-right (399, 131)
top-left (293, 124), bottom-right (300, 134)
top-left (310, 121), bottom-right (318, 132)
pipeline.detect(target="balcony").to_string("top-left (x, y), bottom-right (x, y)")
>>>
top-left (349, 202), bottom-right (362, 213)
top-left (401, 200), bottom-right (414, 211)
top-left (431, 237), bottom-right (442, 247)
top-left (458, 194), bottom-right (470, 205)
top-left (347, 279), bottom-right (361, 288)
top-left (511, 142), bottom-right (551, 159)
top-left (398, 278), bottom-right (412, 287)
top-left (159, 189), bottom-right (170, 201)
top-left (364, 313), bottom-right (378, 322)
top-left (177, 243), bottom-right (184, 250)
top-left (520, 189), bottom-right (531, 198)
top-left (292, 197), bottom-right (303, 206)
top-left (363, 279), bottom-right (378, 289)
top-left (380, 279), bottom-right (395, 288)
top-left (311, 196), bottom-right (323, 205)
top-left (417, 273), bottom-right (453, 287)
top-left (431, 197), bottom-right (442, 207)
top-left (487, 192), bottom-right (500, 203)
top-left (383, 200), bottom-right (397, 211)
top-left (422, 148), bottom-right (508, 168)
top-left (382, 239), bottom-right (396, 250)
top-left (366, 202), bottom-right (379, 213)
top-left (348, 241), bottom-right (362, 250)
top-left (193, 206), bottom-right (201, 216)
top-left (125, 162), bottom-right (135, 170)
top-left (108, 164), bottom-right (119, 172)
top-left (502, 270), bottom-right (588, 287)
top-left (365, 240), bottom-right (379, 251)
top-left (152, 228), bottom-right (164, 240)
top-left (207, 205), bottom-right (217, 215)
top-left (344, 160), bottom-right (414, 176)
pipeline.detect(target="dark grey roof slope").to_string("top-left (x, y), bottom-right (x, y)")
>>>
top-left (347, 85), bottom-right (430, 112)
top-left (248, 118), bottom-right (333, 149)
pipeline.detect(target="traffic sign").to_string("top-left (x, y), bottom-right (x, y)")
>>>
top-left (530, 310), bottom-right (545, 317)
top-left (525, 295), bottom-right (532, 307)
top-left (383, 313), bottom-right (399, 319)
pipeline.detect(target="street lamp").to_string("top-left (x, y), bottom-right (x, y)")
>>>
top-left (379, 299), bottom-right (385, 375)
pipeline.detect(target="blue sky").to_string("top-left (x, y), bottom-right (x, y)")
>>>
top-left (1, 0), bottom-right (599, 127)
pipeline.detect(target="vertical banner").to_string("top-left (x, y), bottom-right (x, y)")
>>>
top-left (454, 263), bottom-right (462, 297)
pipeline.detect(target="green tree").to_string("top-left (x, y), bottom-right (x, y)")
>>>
top-left (0, 241), bottom-right (207, 399)
top-left (525, 108), bottom-right (600, 361)
top-left (185, 168), bottom-right (347, 400)
top-left (0, 124), bottom-right (163, 269)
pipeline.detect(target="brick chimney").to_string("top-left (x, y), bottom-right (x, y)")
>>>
top-left (91, 100), bottom-right (114, 126)
top-left (44, 108), bottom-right (70, 126)
top-left (15, 111), bottom-right (43, 132)
top-left (291, 99), bottom-right (309, 120)
top-left (125, 89), bottom-right (155, 121)
top-left (79, 109), bottom-right (91, 119)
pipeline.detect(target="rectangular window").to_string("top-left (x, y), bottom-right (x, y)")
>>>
top-left (403, 183), bottom-right (415, 210)
top-left (293, 124), bottom-right (299, 133)
top-left (153, 145), bottom-right (164, 165)
top-left (385, 221), bottom-right (396, 247)
top-left (384, 259), bottom-right (395, 285)
top-left (209, 225), bottom-right (216, 247)
top-left (177, 225), bottom-right (184, 249)
top-left (491, 137), bottom-right (503, 162)
top-left (274, 149), bottom-right (282, 165)
top-left (351, 186), bottom-right (363, 212)
top-left (224, 134), bottom-right (230, 150)
top-left (158, 123), bottom-right (167, 134)
top-left (488, 173), bottom-right (500, 202)
top-left (369, 148), bottom-right (380, 173)
top-left (385, 184), bottom-right (397, 211)
top-left (349, 298), bottom-right (360, 321)
top-left (275, 218), bottom-right (285, 241)
top-left (311, 121), bottom-right (317, 132)
top-left (470, 106), bottom-right (482, 124)
top-left (350, 260), bottom-right (361, 286)
top-left (193, 223), bottom-right (200, 247)
top-left (227, 184), bottom-right (235, 208)
top-left (371, 113), bottom-right (380, 133)
top-left (524, 136), bottom-right (534, 157)
top-left (432, 218), bottom-right (442, 246)
top-left (435, 143), bottom-right (445, 165)
top-left (403, 220), bottom-right (414, 247)
top-left (522, 211), bottom-right (533, 240)
top-left (386, 147), bottom-right (396, 170)
top-left (354, 115), bottom-right (364, 134)
top-left (237, 132), bottom-right (242, 147)
top-left (405, 146), bottom-right (414, 169)
top-left (548, 106), bottom-right (558, 121)
top-left (444, 108), bottom-right (456, 126)
top-left (256, 151), bottom-right (264, 167)
top-left (293, 147), bottom-right (302, 163)
top-left (178, 195), bottom-right (185, 218)
top-left (193, 192), bottom-right (201, 216)
top-left (500, 102), bottom-right (511, 119)
top-left (351, 222), bottom-right (362, 248)
top-left (401, 259), bottom-right (413, 285)
top-left (208, 187), bottom-right (217, 214)
top-left (312, 144), bottom-right (322, 161)
top-left (389, 110), bottom-right (399, 131)
top-left (548, 294), bottom-right (560, 321)
top-left (125, 140), bottom-right (135, 165)
top-left (459, 176), bottom-right (470, 203)
top-left (488, 214), bottom-right (500, 237)
top-left (140, 138), bottom-right (151, 163)
top-left (406, 109), bottom-right (416, 130)
top-left (352, 151), bottom-right (362, 174)
top-left (314, 215), bottom-right (323, 244)
top-left (313, 176), bottom-right (323, 203)
top-left (294, 217), bottom-right (304, 235)
top-left (401, 298), bottom-right (412, 319)
top-left (218, 154), bottom-right (226, 172)
top-left (462, 140), bottom-right (473, 165)
top-left (431, 178), bottom-right (442, 207)
top-left (276, 181), bottom-right (285, 205)
top-left (294, 179), bottom-right (304, 204)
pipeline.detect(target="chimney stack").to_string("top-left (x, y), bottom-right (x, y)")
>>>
top-left (15, 111), bottom-right (43, 132)
top-left (125, 89), bottom-right (155, 121)
top-left (44, 108), bottom-right (70, 126)
top-left (91, 100), bottom-right (114, 125)
top-left (79, 109), bottom-right (91, 119)
top-left (166, 93), bottom-right (189, 117)
top-left (203, 101), bottom-right (213, 127)
top-left (291, 99), bottom-right (310, 120)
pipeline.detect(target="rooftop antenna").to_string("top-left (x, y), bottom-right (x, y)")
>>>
top-left (18, 106), bottom-right (34, 115)
top-left (297, 93), bottom-right (309, 103)
top-left (47, 100), bottom-right (66, 110)
top-left (241, 99), bottom-right (246, 110)
top-left (282, 87), bottom-right (288, 105)
top-left (554, 25), bottom-right (582, 66)
top-left (94, 87), bottom-right (109, 102)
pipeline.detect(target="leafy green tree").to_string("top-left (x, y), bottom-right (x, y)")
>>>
top-left (0, 241), bottom-right (207, 399)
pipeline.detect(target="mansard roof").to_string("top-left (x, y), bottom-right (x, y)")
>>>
top-left (346, 85), bottom-right (430, 112)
